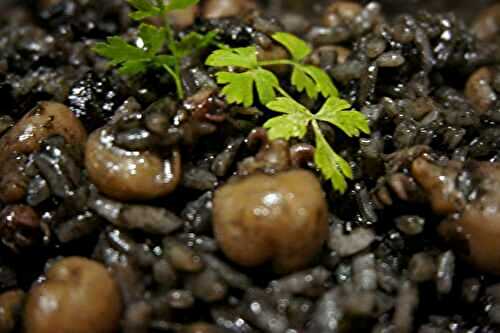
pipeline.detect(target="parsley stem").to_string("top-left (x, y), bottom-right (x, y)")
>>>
top-left (258, 59), bottom-right (297, 67)
top-left (311, 119), bottom-right (323, 141)
top-left (274, 85), bottom-right (294, 100)
top-left (164, 22), bottom-right (176, 53)
top-left (311, 119), bottom-right (327, 172)
top-left (258, 59), bottom-right (312, 102)
top-left (163, 21), bottom-right (185, 99)
top-left (163, 64), bottom-right (184, 99)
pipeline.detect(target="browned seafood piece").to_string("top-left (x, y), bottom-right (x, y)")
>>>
top-left (0, 102), bottom-right (86, 203)
top-left (472, 3), bottom-right (500, 41)
top-left (411, 156), bottom-right (500, 275)
top-left (411, 156), bottom-right (465, 215)
top-left (85, 126), bottom-right (182, 201)
top-left (323, 1), bottom-right (363, 28)
top-left (213, 170), bottom-right (328, 274)
top-left (437, 162), bottom-right (500, 275)
top-left (465, 67), bottom-right (497, 114)
top-left (202, 0), bottom-right (256, 20)
top-left (24, 257), bottom-right (122, 333)
top-left (0, 289), bottom-right (25, 333)
top-left (0, 101), bottom-right (86, 165)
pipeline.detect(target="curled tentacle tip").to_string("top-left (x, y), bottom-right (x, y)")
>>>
top-left (246, 127), bottom-right (270, 149)
top-left (290, 143), bottom-right (315, 168)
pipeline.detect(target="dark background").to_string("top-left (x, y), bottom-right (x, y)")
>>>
top-left (266, 0), bottom-right (498, 21)
top-left (0, 0), bottom-right (497, 21)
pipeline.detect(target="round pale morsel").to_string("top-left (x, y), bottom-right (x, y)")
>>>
top-left (0, 155), bottom-right (29, 204)
top-left (411, 156), bottom-right (500, 275)
top-left (0, 101), bottom-right (86, 165)
top-left (0, 204), bottom-right (41, 251)
top-left (0, 102), bottom-right (86, 204)
top-left (257, 44), bottom-right (290, 75)
top-left (166, 5), bottom-right (198, 29)
top-left (410, 157), bottom-right (464, 215)
top-left (323, 1), bottom-right (363, 28)
top-left (437, 163), bottom-right (500, 275)
top-left (472, 3), bottom-right (500, 41)
top-left (24, 257), bottom-right (122, 333)
top-left (465, 67), bottom-right (497, 114)
top-left (439, 201), bottom-right (500, 276)
top-left (85, 126), bottom-right (182, 201)
top-left (332, 46), bottom-right (351, 64)
top-left (202, 0), bottom-right (255, 20)
top-left (213, 169), bottom-right (329, 274)
top-left (0, 289), bottom-right (25, 333)
top-left (309, 45), bottom-right (352, 68)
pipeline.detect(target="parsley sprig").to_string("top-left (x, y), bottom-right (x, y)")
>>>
top-left (206, 32), bottom-right (338, 106)
top-left (93, 1), bottom-right (369, 193)
top-left (94, 0), bottom-right (215, 99)
top-left (265, 96), bottom-right (369, 193)
top-left (206, 32), bottom-right (369, 192)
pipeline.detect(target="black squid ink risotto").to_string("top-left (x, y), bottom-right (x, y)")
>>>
top-left (1, 0), bottom-right (500, 332)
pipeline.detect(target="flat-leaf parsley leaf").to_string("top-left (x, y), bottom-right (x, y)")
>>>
top-left (205, 46), bottom-right (259, 69)
top-left (206, 32), bottom-right (338, 105)
top-left (128, 0), bottom-right (198, 20)
top-left (127, 0), bottom-right (164, 20)
top-left (271, 32), bottom-right (311, 62)
top-left (315, 97), bottom-right (370, 137)
top-left (264, 97), bottom-right (312, 140)
top-left (206, 32), bottom-right (369, 192)
top-left (265, 96), bottom-right (369, 192)
top-left (271, 32), bottom-right (338, 99)
top-left (164, 0), bottom-right (199, 11)
top-left (313, 121), bottom-right (353, 193)
top-left (215, 68), bottom-right (280, 107)
top-left (94, 0), bottom-right (215, 99)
